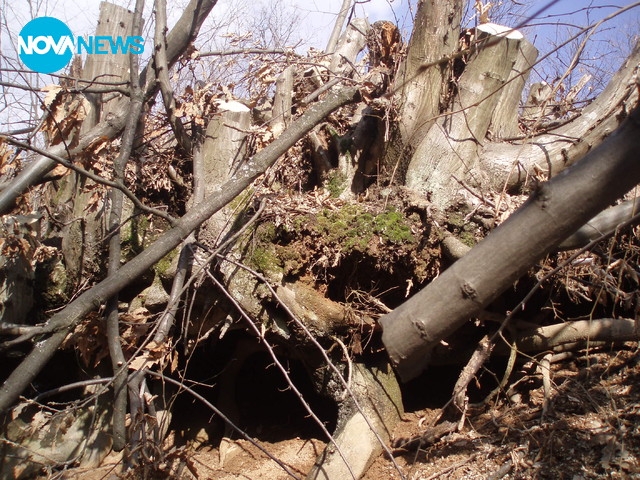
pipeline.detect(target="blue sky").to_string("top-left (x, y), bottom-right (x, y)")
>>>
top-left (0, 0), bottom-right (638, 128)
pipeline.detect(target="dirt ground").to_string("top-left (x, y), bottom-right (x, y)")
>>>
top-left (61, 344), bottom-right (640, 480)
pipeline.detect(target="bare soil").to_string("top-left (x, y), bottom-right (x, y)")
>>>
top-left (63, 344), bottom-right (640, 480)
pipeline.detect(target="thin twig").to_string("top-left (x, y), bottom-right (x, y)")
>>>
top-left (198, 48), bottom-right (292, 57)
top-left (214, 254), bottom-right (406, 480)
top-left (0, 136), bottom-right (176, 224)
top-left (489, 209), bottom-right (640, 347)
top-left (204, 270), bottom-right (358, 480)
top-left (146, 370), bottom-right (302, 480)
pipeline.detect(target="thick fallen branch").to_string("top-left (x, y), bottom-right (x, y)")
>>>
top-left (380, 104), bottom-right (640, 381)
top-left (0, 85), bottom-right (361, 412)
top-left (558, 198), bottom-right (640, 250)
top-left (513, 318), bottom-right (640, 353)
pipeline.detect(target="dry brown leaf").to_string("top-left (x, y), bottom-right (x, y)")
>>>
top-left (41, 84), bottom-right (63, 108)
top-left (129, 340), bottom-right (171, 371)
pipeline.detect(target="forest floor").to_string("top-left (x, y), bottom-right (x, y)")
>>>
top-left (62, 344), bottom-right (640, 480)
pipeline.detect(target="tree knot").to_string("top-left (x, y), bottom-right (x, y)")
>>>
top-left (461, 282), bottom-right (478, 300)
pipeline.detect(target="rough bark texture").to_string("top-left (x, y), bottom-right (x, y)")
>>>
top-left (56, 2), bottom-right (135, 288)
top-left (80, 2), bottom-right (136, 134)
top-left (271, 67), bottom-right (295, 137)
top-left (306, 361), bottom-right (403, 480)
top-left (198, 105), bottom-right (252, 246)
top-left (381, 105), bottom-right (640, 381)
top-left (393, 0), bottom-right (463, 148)
top-left (489, 36), bottom-right (538, 139)
top-left (0, 0), bottom-right (219, 214)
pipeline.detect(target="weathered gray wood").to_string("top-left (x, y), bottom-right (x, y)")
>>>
top-left (59, 2), bottom-right (136, 289)
top-left (329, 18), bottom-right (369, 77)
top-left (198, 105), bottom-right (252, 246)
top-left (482, 42), bottom-right (640, 190)
top-left (325, 0), bottom-right (353, 54)
top-left (405, 24), bottom-right (526, 208)
top-left (489, 36), bottom-right (538, 139)
top-left (306, 362), bottom-right (403, 480)
top-left (512, 318), bottom-right (640, 353)
top-left (271, 66), bottom-right (294, 137)
top-left (558, 198), bottom-right (640, 250)
top-left (521, 81), bottom-right (553, 121)
top-left (381, 104), bottom-right (640, 381)
top-left (81, 2), bottom-right (136, 135)
top-left (391, 1), bottom-right (463, 153)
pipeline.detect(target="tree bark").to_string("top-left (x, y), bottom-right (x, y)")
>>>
top-left (488, 36), bottom-right (538, 139)
top-left (0, 86), bottom-right (361, 412)
top-left (325, 0), bottom-right (353, 55)
top-left (405, 24), bottom-right (528, 208)
top-left (393, 1), bottom-right (463, 148)
top-left (482, 42), bottom-right (640, 191)
top-left (380, 104), bottom-right (640, 381)
top-left (558, 198), bottom-right (640, 250)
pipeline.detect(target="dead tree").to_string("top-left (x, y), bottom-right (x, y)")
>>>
top-left (2, 1), bottom-right (640, 479)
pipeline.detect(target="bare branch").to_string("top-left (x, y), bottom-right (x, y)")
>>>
top-left (153, 0), bottom-right (192, 153)
top-left (198, 47), bottom-right (291, 57)
top-left (0, 0), bottom-right (220, 214)
top-left (0, 136), bottom-right (176, 224)
top-left (0, 85), bottom-right (361, 413)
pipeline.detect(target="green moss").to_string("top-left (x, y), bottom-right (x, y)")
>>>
top-left (256, 222), bottom-right (277, 243)
top-left (309, 205), bottom-right (415, 251)
top-left (250, 245), bottom-right (283, 274)
top-left (325, 170), bottom-right (347, 198)
top-left (447, 212), bottom-right (465, 228)
top-left (458, 231), bottom-right (476, 247)
top-left (155, 247), bottom-right (179, 278)
top-left (276, 245), bottom-right (304, 276)
top-left (228, 187), bottom-right (254, 213)
top-left (372, 210), bottom-right (415, 244)
top-left (447, 211), bottom-right (476, 247)
top-left (247, 205), bottom-right (416, 276)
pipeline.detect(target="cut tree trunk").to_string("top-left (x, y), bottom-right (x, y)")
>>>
top-left (0, 0), bottom-right (219, 214)
top-left (405, 23), bottom-right (529, 209)
top-left (198, 104), bottom-right (252, 247)
top-left (392, 0), bottom-right (463, 153)
top-left (54, 2), bottom-right (135, 289)
top-left (0, 85), bottom-right (361, 413)
top-left (380, 104), bottom-right (640, 381)
top-left (488, 35), bottom-right (538, 139)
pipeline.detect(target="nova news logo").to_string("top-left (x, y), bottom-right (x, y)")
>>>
top-left (18, 16), bottom-right (144, 74)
